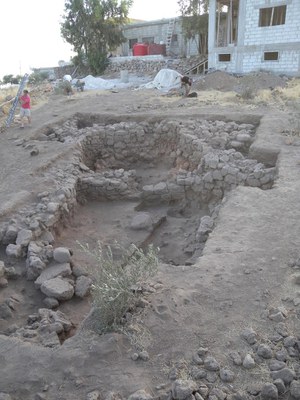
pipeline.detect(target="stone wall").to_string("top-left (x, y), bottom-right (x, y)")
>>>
top-left (105, 56), bottom-right (205, 75)
top-left (0, 116), bottom-right (277, 274)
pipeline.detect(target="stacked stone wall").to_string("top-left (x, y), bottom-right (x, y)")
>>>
top-left (0, 116), bottom-right (277, 273)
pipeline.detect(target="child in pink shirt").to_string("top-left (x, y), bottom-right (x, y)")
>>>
top-left (19, 89), bottom-right (31, 128)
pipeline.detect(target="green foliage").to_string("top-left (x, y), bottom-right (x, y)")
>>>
top-left (178, 0), bottom-right (209, 54)
top-left (78, 241), bottom-right (159, 333)
top-left (1, 75), bottom-right (26, 85)
top-left (61, 0), bottom-right (133, 75)
top-left (28, 71), bottom-right (49, 84)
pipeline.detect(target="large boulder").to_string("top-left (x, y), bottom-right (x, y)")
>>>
top-left (34, 263), bottom-right (72, 288)
top-left (40, 277), bottom-right (74, 301)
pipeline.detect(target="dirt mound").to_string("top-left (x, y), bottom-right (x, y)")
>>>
top-left (195, 70), bottom-right (289, 93)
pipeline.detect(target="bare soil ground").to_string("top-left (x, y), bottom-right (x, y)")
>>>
top-left (1, 71), bottom-right (300, 400)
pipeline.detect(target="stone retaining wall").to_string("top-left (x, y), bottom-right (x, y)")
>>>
top-left (105, 56), bottom-right (204, 75)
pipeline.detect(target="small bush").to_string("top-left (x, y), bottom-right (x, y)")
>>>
top-left (78, 241), bottom-right (159, 333)
top-left (240, 86), bottom-right (256, 100)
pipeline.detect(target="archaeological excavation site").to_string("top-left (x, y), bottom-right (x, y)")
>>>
top-left (1, 88), bottom-right (300, 400)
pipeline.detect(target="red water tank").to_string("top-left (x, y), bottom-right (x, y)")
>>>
top-left (133, 43), bottom-right (148, 56)
top-left (148, 43), bottom-right (166, 56)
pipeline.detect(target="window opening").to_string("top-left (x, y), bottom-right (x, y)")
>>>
top-left (264, 51), bottom-right (279, 61)
top-left (219, 53), bottom-right (231, 62)
top-left (129, 38), bottom-right (138, 49)
top-left (259, 5), bottom-right (286, 27)
top-left (142, 37), bottom-right (154, 44)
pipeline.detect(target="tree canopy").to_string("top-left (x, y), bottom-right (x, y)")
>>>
top-left (61, 0), bottom-right (133, 75)
top-left (178, 0), bottom-right (209, 55)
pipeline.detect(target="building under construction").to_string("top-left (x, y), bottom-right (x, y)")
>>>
top-left (208, 0), bottom-right (300, 76)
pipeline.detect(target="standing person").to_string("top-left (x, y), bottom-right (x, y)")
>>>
top-left (19, 89), bottom-right (31, 128)
top-left (180, 75), bottom-right (193, 97)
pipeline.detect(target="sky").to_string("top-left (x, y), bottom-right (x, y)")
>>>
top-left (0, 0), bottom-right (180, 79)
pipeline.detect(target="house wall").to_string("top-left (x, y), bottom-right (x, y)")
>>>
top-left (121, 18), bottom-right (199, 57)
top-left (208, 0), bottom-right (300, 76)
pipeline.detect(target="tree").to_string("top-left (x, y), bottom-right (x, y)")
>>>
top-left (2, 75), bottom-right (14, 85)
top-left (61, 0), bottom-right (132, 75)
top-left (28, 71), bottom-right (49, 84)
top-left (178, 0), bottom-right (209, 55)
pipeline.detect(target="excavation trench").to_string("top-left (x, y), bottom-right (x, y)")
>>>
top-left (0, 115), bottom-right (278, 344)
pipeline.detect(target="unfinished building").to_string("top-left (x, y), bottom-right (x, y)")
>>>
top-left (208, 0), bottom-right (300, 75)
top-left (121, 18), bottom-right (200, 57)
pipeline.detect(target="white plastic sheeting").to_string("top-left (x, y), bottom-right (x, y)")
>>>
top-left (70, 74), bottom-right (150, 91)
top-left (139, 69), bottom-right (183, 92)
top-left (63, 69), bottom-right (183, 91)
top-left (63, 75), bottom-right (72, 82)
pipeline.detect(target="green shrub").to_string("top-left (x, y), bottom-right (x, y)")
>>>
top-left (78, 241), bottom-right (159, 333)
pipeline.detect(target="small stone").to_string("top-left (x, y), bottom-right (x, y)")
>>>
top-left (275, 348), bottom-right (288, 362)
top-left (0, 277), bottom-right (8, 288)
top-left (204, 356), bottom-right (219, 371)
top-left (130, 213), bottom-right (153, 231)
top-left (269, 333), bottom-right (283, 343)
top-left (87, 391), bottom-right (100, 400)
top-left (75, 275), bottom-right (93, 298)
top-left (257, 344), bottom-right (273, 359)
top-left (194, 394), bottom-right (204, 400)
top-left (172, 380), bottom-right (198, 400)
top-left (4, 267), bottom-right (19, 279)
top-left (273, 379), bottom-right (285, 395)
top-left (226, 392), bottom-right (249, 400)
top-left (260, 383), bottom-right (278, 400)
top-left (274, 323), bottom-right (289, 337)
top-left (292, 273), bottom-right (300, 284)
top-left (43, 297), bottom-right (59, 309)
top-left (219, 368), bottom-right (235, 382)
top-left (290, 380), bottom-right (300, 399)
top-left (72, 264), bottom-right (88, 277)
top-left (0, 303), bottom-right (13, 319)
top-left (287, 346), bottom-right (299, 357)
top-left (139, 350), bottom-right (149, 361)
top-left (268, 360), bottom-right (286, 371)
top-left (35, 393), bottom-right (47, 400)
top-left (16, 229), bottom-right (33, 246)
top-left (269, 311), bottom-right (285, 322)
top-left (283, 336), bottom-right (297, 348)
top-left (229, 351), bottom-right (242, 366)
top-left (197, 347), bottom-right (208, 356)
top-left (6, 244), bottom-right (22, 258)
top-left (209, 388), bottom-right (227, 400)
top-left (30, 148), bottom-right (39, 156)
top-left (241, 328), bottom-right (257, 344)
top-left (293, 297), bottom-right (300, 306)
top-left (190, 366), bottom-right (206, 380)
top-left (53, 247), bottom-right (71, 263)
top-left (206, 371), bottom-right (218, 383)
top-left (271, 368), bottom-right (296, 384)
top-left (128, 389), bottom-right (152, 400)
top-left (192, 353), bottom-right (203, 365)
top-left (198, 384), bottom-right (209, 398)
top-left (243, 354), bottom-right (255, 369)
top-left (131, 353), bottom-right (139, 361)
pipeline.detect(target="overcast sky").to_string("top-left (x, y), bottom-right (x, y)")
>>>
top-left (0, 0), bottom-right (180, 79)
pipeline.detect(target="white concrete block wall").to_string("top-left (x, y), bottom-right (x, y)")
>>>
top-left (209, 0), bottom-right (300, 75)
top-left (244, 1), bottom-right (300, 46)
top-left (241, 50), bottom-right (300, 74)
top-left (213, 53), bottom-right (238, 73)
